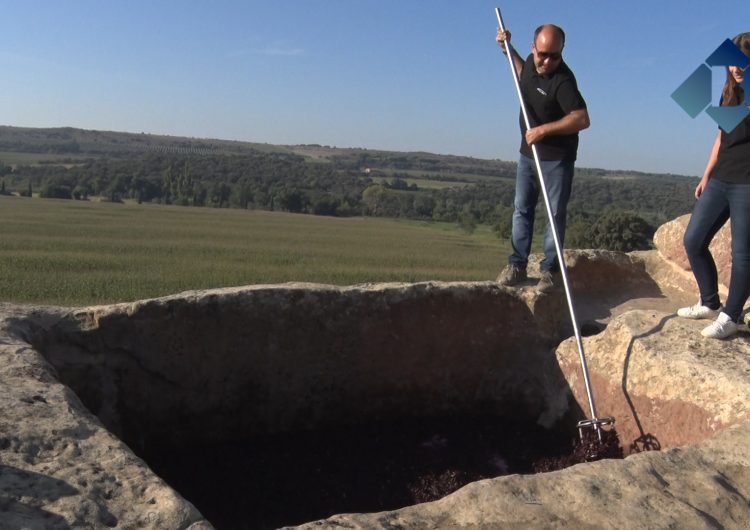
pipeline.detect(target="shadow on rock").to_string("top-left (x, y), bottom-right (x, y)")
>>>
top-left (621, 314), bottom-right (674, 453)
top-left (0, 465), bottom-right (79, 529)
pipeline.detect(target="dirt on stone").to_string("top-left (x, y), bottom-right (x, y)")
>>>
top-left (143, 415), bottom-right (625, 530)
top-left (532, 427), bottom-right (623, 473)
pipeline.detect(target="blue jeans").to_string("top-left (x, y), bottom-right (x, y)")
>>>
top-left (509, 155), bottom-right (574, 272)
top-left (683, 178), bottom-right (750, 322)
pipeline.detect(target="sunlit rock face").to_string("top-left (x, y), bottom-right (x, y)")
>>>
top-left (0, 216), bottom-right (748, 529)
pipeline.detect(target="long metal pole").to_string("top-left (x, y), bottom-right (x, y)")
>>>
top-left (494, 7), bottom-right (613, 440)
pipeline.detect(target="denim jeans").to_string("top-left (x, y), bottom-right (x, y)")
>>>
top-left (683, 178), bottom-right (750, 322)
top-left (509, 154), bottom-right (574, 272)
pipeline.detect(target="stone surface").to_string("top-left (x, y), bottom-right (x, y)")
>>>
top-left (555, 308), bottom-right (750, 454)
top-left (0, 306), bottom-right (214, 529)
top-left (0, 241), bottom-right (749, 529)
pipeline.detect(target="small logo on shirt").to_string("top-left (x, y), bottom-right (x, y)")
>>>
top-left (536, 87), bottom-right (547, 96)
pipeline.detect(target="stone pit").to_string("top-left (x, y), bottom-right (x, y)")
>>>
top-left (1, 239), bottom-right (750, 528)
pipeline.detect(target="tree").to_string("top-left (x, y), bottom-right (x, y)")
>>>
top-left (564, 221), bottom-right (591, 249)
top-left (162, 164), bottom-right (175, 204)
top-left (362, 185), bottom-right (400, 217)
top-left (273, 187), bottom-right (307, 213)
top-left (209, 181), bottom-right (232, 208)
top-left (20, 181), bottom-right (33, 197)
top-left (253, 190), bottom-right (270, 209)
top-left (586, 211), bottom-right (655, 251)
top-left (130, 175), bottom-right (154, 204)
top-left (398, 193), bottom-right (415, 217)
top-left (310, 193), bottom-right (339, 216)
top-left (413, 194), bottom-right (435, 218)
top-left (232, 182), bottom-right (254, 209)
top-left (72, 185), bottom-right (90, 200)
top-left (564, 208), bottom-right (596, 249)
top-left (193, 183), bottom-right (208, 207)
top-left (388, 177), bottom-right (409, 190)
top-left (491, 205), bottom-right (514, 239)
top-left (110, 174), bottom-right (132, 202)
top-left (176, 160), bottom-right (194, 205)
top-left (458, 205), bottom-right (478, 234)
top-left (40, 182), bottom-right (73, 199)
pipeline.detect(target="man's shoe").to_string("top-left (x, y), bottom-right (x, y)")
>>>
top-left (701, 312), bottom-right (739, 339)
top-left (536, 270), bottom-right (558, 293)
top-left (677, 302), bottom-right (721, 320)
top-left (496, 264), bottom-right (527, 286)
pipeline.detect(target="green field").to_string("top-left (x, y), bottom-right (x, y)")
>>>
top-left (0, 196), bottom-right (516, 306)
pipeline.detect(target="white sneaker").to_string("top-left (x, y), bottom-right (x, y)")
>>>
top-left (701, 312), bottom-right (739, 339)
top-left (677, 302), bottom-right (721, 320)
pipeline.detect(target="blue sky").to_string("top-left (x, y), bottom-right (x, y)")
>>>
top-left (1, 1), bottom-right (747, 175)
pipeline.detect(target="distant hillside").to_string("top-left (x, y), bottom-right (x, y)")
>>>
top-left (0, 125), bottom-right (289, 157)
top-left (0, 125), bottom-right (694, 181)
top-left (0, 125), bottom-right (699, 249)
top-left (0, 125), bottom-right (519, 180)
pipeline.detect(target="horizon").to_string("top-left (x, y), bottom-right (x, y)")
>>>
top-left (0, 123), bottom-right (698, 178)
top-left (2, 1), bottom-right (748, 176)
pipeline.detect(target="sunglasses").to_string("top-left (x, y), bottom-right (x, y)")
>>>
top-left (536, 50), bottom-right (562, 61)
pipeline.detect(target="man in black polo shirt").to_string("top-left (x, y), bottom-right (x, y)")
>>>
top-left (495, 24), bottom-right (590, 292)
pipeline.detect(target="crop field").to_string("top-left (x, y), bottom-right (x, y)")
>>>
top-left (0, 196), bottom-right (514, 307)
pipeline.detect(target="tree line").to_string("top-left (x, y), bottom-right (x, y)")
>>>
top-left (0, 149), bottom-right (698, 251)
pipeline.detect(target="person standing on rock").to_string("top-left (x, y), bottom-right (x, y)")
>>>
top-left (677, 32), bottom-right (750, 339)
top-left (495, 24), bottom-right (590, 292)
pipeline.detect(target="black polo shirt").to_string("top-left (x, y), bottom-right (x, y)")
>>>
top-left (713, 110), bottom-right (750, 184)
top-left (518, 54), bottom-right (587, 161)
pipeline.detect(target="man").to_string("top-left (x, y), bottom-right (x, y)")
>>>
top-left (495, 24), bottom-right (590, 292)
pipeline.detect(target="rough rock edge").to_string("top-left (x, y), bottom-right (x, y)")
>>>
top-left (0, 307), bottom-right (214, 529)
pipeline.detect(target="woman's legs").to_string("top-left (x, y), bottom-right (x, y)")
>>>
top-left (724, 182), bottom-right (750, 322)
top-left (683, 179), bottom-right (730, 310)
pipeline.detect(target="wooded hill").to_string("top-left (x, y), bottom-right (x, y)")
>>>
top-left (0, 125), bottom-right (698, 250)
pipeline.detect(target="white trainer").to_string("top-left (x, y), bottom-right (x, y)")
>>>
top-left (701, 312), bottom-right (739, 339)
top-left (677, 302), bottom-right (721, 320)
